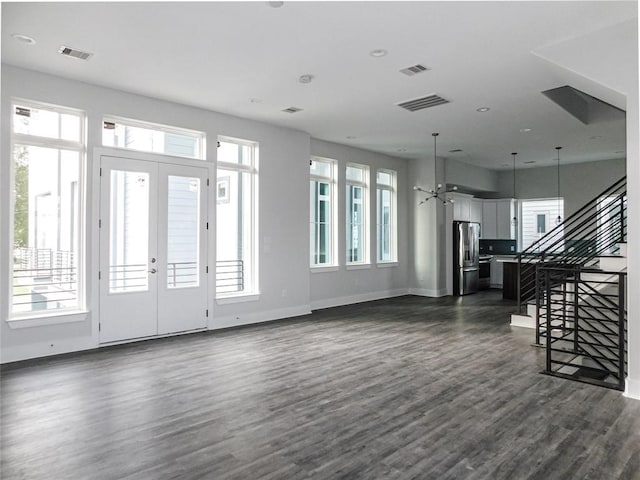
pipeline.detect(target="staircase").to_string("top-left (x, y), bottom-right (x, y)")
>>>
top-left (512, 176), bottom-right (627, 390)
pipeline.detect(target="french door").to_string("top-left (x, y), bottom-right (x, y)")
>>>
top-left (99, 155), bottom-right (208, 343)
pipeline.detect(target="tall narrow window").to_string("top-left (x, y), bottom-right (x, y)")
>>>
top-left (216, 138), bottom-right (258, 296)
top-left (346, 164), bottom-right (369, 265)
top-left (10, 102), bottom-right (85, 316)
top-left (376, 169), bottom-right (397, 263)
top-left (310, 158), bottom-right (337, 267)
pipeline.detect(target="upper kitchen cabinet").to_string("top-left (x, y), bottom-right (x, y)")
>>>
top-left (450, 193), bottom-right (474, 222)
top-left (470, 199), bottom-right (483, 224)
top-left (496, 199), bottom-right (516, 239)
top-left (482, 199), bottom-right (516, 239)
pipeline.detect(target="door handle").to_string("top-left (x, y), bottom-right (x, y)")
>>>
top-left (148, 268), bottom-right (157, 274)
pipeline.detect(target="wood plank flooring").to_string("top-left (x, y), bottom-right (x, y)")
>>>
top-left (2, 291), bottom-right (639, 480)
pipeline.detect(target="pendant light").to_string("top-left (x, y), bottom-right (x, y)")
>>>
top-left (555, 146), bottom-right (562, 225)
top-left (413, 132), bottom-right (457, 205)
top-left (511, 152), bottom-right (518, 227)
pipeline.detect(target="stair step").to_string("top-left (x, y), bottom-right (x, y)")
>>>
top-left (598, 256), bottom-right (627, 272)
top-left (510, 313), bottom-right (535, 329)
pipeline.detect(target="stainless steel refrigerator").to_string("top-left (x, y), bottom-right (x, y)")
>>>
top-left (453, 221), bottom-right (480, 296)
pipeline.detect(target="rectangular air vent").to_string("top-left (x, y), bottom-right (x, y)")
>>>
top-left (400, 64), bottom-right (429, 76)
top-left (58, 46), bottom-right (93, 60)
top-left (282, 107), bottom-right (303, 114)
top-left (397, 94), bottom-right (449, 112)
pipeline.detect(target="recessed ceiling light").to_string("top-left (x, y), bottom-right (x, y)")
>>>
top-left (268, 1), bottom-right (284, 7)
top-left (520, 128), bottom-right (532, 133)
top-left (370, 49), bottom-right (388, 58)
top-left (11, 33), bottom-right (36, 45)
top-left (299, 74), bottom-right (314, 84)
top-left (476, 107), bottom-right (490, 112)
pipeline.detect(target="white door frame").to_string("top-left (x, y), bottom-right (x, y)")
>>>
top-left (92, 147), bottom-right (213, 345)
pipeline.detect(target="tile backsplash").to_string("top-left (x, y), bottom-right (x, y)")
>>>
top-left (479, 239), bottom-right (517, 255)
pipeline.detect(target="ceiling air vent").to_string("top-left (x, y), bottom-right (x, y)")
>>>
top-left (58, 46), bottom-right (93, 60)
top-left (397, 94), bottom-right (449, 112)
top-left (282, 107), bottom-right (303, 114)
top-left (400, 64), bottom-right (429, 76)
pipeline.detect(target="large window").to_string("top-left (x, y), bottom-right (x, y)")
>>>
top-left (519, 198), bottom-right (564, 251)
top-left (346, 163), bottom-right (369, 265)
top-left (310, 158), bottom-right (337, 267)
top-left (10, 101), bottom-right (85, 316)
top-left (376, 169), bottom-right (397, 263)
top-left (216, 138), bottom-right (258, 296)
top-left (102, 116), bottom-right (205, 160)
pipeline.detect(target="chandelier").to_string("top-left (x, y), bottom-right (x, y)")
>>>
top-left (414, 132), bottom-right (457, 205)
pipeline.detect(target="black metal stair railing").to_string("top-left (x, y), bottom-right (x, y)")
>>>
top-left (538, 265), bottom-right (627, 391)
top-left (516, 176), bottom-right (627, 316)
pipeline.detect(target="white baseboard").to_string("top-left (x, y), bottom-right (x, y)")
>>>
top-left (1, 337), bottom-right (97, 364)
top-left (408, 288), bottom-right (448, 298)
top-left (624, 377), bottom-right (640, 400)
top-left (211, 304), bottom-right (312, 330)
top-left (310, 289), bottom-right (409, 311)
top-left (510, 314), bottom-right (535, 329)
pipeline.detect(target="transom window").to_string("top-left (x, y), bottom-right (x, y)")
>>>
top-left (10, 101), bottom-right (86, 316)
top-left (376, 169), bottom-right (397, 263)
top-left (346, 163), bottom-right (369, 265)
top-left (102, 116), bottom-right (205, 160)
top-left (310, 157), bottom-right (337, 267)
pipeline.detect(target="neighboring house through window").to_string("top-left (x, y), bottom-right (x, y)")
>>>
top-left (10, 101), bottom-right (85, 316)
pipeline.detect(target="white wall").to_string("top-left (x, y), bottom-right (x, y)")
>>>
top-left (308, 139), bottom-right (410, 309)
top-left (495, 158), bottom-right (626, 217)
top-left (1, 65), bottom-right (314, 362)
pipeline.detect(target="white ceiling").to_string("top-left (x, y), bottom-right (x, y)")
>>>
top-left (2, 1), bottom-right (637, 170)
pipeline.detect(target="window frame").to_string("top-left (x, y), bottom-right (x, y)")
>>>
top-left (102, 115), bottom-right (206, 160)
top-left (215, 136), bottom-right (259, 299)
top-left (310, 156), bottom-right (338, 269)
top-left (8, 99), bottom-right (87, 320)
top-left (376, 168), bottom-right (397, 264)
top-left (518, 197), bottom-right (564, 251)
top-left (345, 163), bottom-right (370, 266)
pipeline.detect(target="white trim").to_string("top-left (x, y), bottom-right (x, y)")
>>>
top-left (310, 289), bottom-right (408, 310)
top-left (408, 288), bottom-right (448, 297)
top-left (211, 304), bottom-right (311, 330)
top-left (624, 377), bottom-right (640, 400)
top-left (376, 261), bottom-right (398, 268)
top-left (215, 293), bottom-right (260, 305)
top-left (310, 265), bottom-right (340, 273)
top-left (6, 311), bottom-right (89, 329)
top-left (346, 263), bottom-right (371, 270)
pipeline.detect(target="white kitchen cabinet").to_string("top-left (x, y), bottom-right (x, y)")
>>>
top-left (482, 201), bottom-right (497, 238)
top-left (470, 199), bottom-right (483, 224)
top-left (450, 193), bottom-right (473, 221)
top-left (496, 199), bottom-right (515, 239)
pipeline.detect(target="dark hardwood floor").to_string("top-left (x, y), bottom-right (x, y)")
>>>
top-left (2, 290), bottom-right (639, 480)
